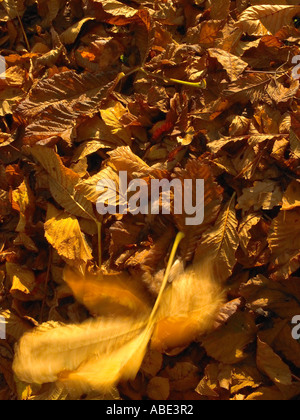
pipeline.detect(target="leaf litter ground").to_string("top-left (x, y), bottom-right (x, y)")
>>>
top-left (1, 0), bottom-right (300, 401)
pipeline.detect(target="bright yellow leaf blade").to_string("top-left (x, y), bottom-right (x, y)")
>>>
top-left (45, 204), bottom-right (93, 264)
top-left (63, 265), bottom-right (152, 316)
top-left (236, 5), bottom-right (300, 36)
top-left (151, 259), bottom-right (225, 353)
top-left (12, 316), bottom-right (149, 389)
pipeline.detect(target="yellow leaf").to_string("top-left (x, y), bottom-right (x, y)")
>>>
top-left (151, 259), bottom-right (225, 353)
top-left (63, 265), bottom-right (152, 317)
top-left (282, 180), bottom-right (300, 210)
top-left (256, 338), bottom-right (292, 386)
top-left (100, 103), bottom-right (131, 144)
top-left (44, 204), bottom-right (93, 264)
top-left (13, 232), bottom-right (185, 396)
top-left (108, 145), bottom-right (151, 174)
top-left (97, 0), bottom-right (138, 18)
top-left (147, 377), bottom-right (170, 400)
top-left (30, 146), bottom-right (96, 221)
top-left (201, 312), bottom-right (257, 364)
top-left (12, 179), bottom-right (34, 233)
top-left (236, 5), bottom-right (300, 36)
top-left (208, 48), bottom-right (248, 82)
top-left (12, 316), bottom-right (149, 393)
top-left (194, 196), bottom-right (239, 283)
top-left (0, 65), bottom-right (26, 87)
top-left (6, 263), bottom-right (43, 301)
top-left (60, 18), bottom-right (95, 45)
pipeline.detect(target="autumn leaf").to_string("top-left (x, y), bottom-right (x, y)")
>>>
top-left (29, 146), bottom-right (97, 222)
top-left (237, 180), bottom-right (283, 212)
top-left (12, 232), bottom-right (185, 396)
top-left (95, 0), bottom-right (138, 19)
top-left (60, 18), bottom-right (96, 45)
top-left (63, 264), bottom-right (152, 317)
top-left (0, 309), bottom-right (32, 341)
top-left (256, 338), bottom-right (292, 386)
top-left (236, 5), bottom-right (300, 36)
top-left (12, 316), bottom-right (150, 393)
top-left (282, 180), bottom-right (300, 210)
top-left (100, 102), bottom-right (132, 145)
top-left (174, 160), bottom-right (223, 262)
top-left (268, 210), bottom-right (300, 280)
top-left (44, 204), bottom-right (93, 265)
top-left (6, 262), bottom-right (44, 301)
top-left (201, 312), bottom-right (257, 365)
top-left (194, 196), bottom-right (239, 283)
top-left (240, 275), bottom-right (300, 319)
top-left (208, 48), bottom-right (248, 82)
top-left (223, 73), bottom-right (274, 104)
top-left (12, 178), bottom-right (35, 233)
top-left (16, 71), bottom-right (120, 145)
top-left (0, 0), bottom-right (25, 20)
top-left (151, 259), bottom-right (225, 353)
top-left (3, 0), bottom-right (300, 402)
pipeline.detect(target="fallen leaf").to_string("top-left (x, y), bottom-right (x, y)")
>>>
top-left (44, 204), bottom-right (93, 265)
top-left (256, 338), bottom-right (292, 386)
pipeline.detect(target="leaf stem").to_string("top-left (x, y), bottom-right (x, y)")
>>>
top-left (96, 221), bottom-right (102, 268)
top-left (39, 247), bottom-right (53, 322)
top-left (140, 68), bottom-right (206, 88)
top-left (122, 67), bottom-right (206, 89)
top-left (17, 14), bottom-right (30, 51)
top-left (148, 231), bottom-right (185, 326)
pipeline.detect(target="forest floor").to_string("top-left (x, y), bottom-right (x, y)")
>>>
top-left (1, 0), bottom-right (300, 401)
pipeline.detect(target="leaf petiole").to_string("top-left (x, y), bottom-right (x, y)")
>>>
top-left (120, 67), bottom-right (206, 89)
top-left (168, 78), bottom-right (206, 88)
top-left (139, 68), bottom-right (206, 89)
top-left (148, 231), bottom-right (185, 326)
top-left (96, 221), bottom-right (102, 268)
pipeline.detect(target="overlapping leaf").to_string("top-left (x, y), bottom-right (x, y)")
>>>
top-left (16, 71), bottom-right (119, 145)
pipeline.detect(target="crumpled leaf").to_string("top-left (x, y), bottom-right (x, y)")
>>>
top-left (60, 18), bottom-right (96, 45)
top-left (237, 180), bottom-right (283, 212)
top-left (240, 274), bottom-right (300, 319)
top-left (208, 48), bottom-right (248, 82)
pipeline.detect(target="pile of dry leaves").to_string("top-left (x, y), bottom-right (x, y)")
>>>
top-left (1, 0), bottom-right (300, 401)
